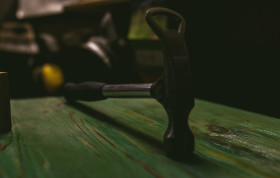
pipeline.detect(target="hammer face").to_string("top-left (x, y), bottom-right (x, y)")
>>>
top-left (163, 105), bottom-right (195, 159)
top-left (152, 80), bottom-right (194, 158)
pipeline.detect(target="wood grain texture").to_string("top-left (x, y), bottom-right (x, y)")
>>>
top-left (0, 97), bottom-right (279, 177)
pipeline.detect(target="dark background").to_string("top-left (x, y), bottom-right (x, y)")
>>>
top-left (167, 2), bottom-right (280, 118)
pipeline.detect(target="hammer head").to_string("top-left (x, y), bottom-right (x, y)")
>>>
top-left (147, 8), bottom-right (195, 159)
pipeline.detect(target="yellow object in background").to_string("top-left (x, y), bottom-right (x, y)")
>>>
top-left (41, 63), bottom-right (64, 93)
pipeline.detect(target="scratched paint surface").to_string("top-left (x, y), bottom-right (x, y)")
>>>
top-left (0, 97), bottom-right (279, 177)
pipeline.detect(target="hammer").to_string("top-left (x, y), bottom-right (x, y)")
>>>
top-left (64, 7), bottom-right (194, 159)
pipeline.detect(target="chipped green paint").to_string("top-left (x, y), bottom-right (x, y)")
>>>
top-left (0, 97), bottom-right (279, 177)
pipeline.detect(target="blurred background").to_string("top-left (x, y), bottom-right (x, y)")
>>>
top-left (0, 0), bottom-right (279, 118)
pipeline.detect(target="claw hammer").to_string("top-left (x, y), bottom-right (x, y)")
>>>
top-left (64, 7), bottom-right (194, 159)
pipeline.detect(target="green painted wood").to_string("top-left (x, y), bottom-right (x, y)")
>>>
top-left (0, 97), bottom-right (279, 177)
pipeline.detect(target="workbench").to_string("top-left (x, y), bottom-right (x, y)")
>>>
top-left (0, 97), bottom-right (279, 177)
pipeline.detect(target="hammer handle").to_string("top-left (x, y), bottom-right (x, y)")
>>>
top-left (64, 82), bottom-right (153, 101)
top-left (103, 83), bottom-right (152, 98)
top-left (64, 82), bottom-right (107, 101)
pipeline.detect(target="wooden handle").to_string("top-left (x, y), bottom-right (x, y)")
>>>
top-left (64, 82), bottom-right (107, 102)
top-left (0, 72), bottom-right (11, 133)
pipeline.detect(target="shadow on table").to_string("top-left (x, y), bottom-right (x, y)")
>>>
top-left (65, 101), bottom-right (210, 163)
top-left (66, 101), bottom-right (163, 151)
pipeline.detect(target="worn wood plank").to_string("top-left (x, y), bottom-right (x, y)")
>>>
top-left (0, 97), bottom-right (279, 177)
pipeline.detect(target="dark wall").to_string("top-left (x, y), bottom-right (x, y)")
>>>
top-left (168, 2), bottom-right (280, 117)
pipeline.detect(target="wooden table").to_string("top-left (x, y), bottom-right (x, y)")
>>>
top-left (0, 97), bottom-right (279, 177)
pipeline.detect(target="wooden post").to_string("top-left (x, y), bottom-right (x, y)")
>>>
top-left (0, 72), bottom-right (11, 133)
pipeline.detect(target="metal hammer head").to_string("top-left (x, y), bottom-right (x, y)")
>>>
top-left (147, 7), bottom-right (195, 159)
